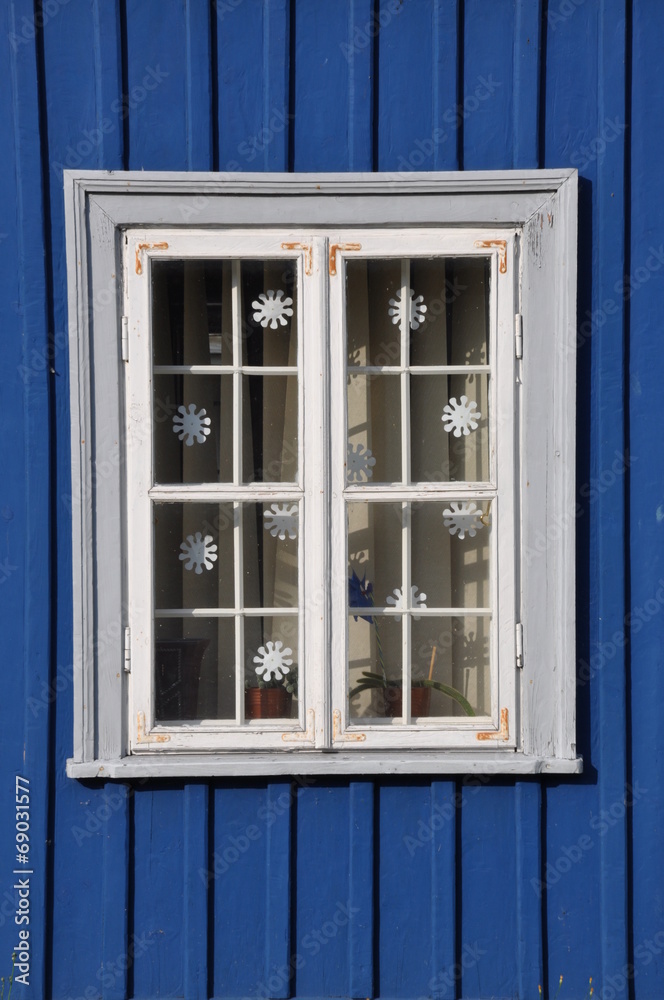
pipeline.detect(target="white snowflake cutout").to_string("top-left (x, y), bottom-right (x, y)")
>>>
top-left (388, 288), bottom-right (428, 331)
top-left (172, 403), bottom-right (212, 446)
top-left (347, 443), bottom-right (377, 483)
top-left (441, 396), bottom-right (481, 438)
top-left (253, 640), bottom-right (293, 682)
top-left (385, 585), bottom-right (428, 620)
top-left (179, 532), bottom-right (218, 574)
top-left (442, 502), bottom-right (484, 540)
top-left (252, 289), bottom-right (294, 329)
top-left (263, 502), bottom-right (298, 540)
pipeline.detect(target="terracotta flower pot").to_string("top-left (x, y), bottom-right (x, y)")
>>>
top-left (384, 684), bottom-right (431, 719)
top-left (245, 687), bottom-right (293, 720)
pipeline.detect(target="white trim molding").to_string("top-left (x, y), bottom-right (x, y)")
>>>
top-left (64, 169), bottom-right (580, 778)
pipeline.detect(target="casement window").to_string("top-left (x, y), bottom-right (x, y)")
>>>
top-left (65, 171), bottom-right (580, 777)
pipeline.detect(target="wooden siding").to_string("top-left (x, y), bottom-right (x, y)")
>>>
top-left (0, 1), bottom-right (659, 998)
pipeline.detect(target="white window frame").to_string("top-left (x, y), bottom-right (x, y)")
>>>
top-left (64, 170), bottom-right (580, 777)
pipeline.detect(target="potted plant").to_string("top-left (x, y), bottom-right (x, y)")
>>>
top-left (348, 570), bottom-right (474, 718)
top-left (244, 640), bottom-right (297, 720)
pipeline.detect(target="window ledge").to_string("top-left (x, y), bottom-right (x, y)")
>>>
top-left (67, 751), bottom-right (583, 779)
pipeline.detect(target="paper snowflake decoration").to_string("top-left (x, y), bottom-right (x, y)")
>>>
top-left (385, 585), bottom-right (427, 620)
top-left (347, 443), bottom-right (377, 483)
top-left (179, 532), bottom-right (218, 574)
top-left (172, 403), bottom-right (212, 446)
top-left (251, 289), bottom-right (294, 329)
top-left (263, 502), bottom-right (298, 540)
top-left (253, 640), bottom-right (293, 682)
top-left (442, 502), bottom-right (484, 540)
top-left (442, 396), bottom-right (481, 438)
top-left (388, 288), bottom-right (427, 331)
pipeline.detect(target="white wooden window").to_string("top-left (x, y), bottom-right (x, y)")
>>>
top-left (65, 171), bottom-right (580, 776)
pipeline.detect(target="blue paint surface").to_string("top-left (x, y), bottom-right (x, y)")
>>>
top-left (0, 1), bottom-right (658, 997)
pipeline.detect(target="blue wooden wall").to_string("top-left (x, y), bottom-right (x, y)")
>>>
top-left (0, 1), bottom-right (661, 998)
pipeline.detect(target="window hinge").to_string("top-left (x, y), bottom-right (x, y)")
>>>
top-left (124, 627), bottom-right (131, 673)
top-left (515, 313), bottom-right (523, 359)
top-left (515, 622), bottom-right (524, 669)
top-left (121, 316), bottom-right (129, 362)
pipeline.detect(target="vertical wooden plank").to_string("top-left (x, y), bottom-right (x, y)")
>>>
top-left (544, 1), bottom-right (629, 994)
top-left (211, 785), bottom-right (270, 997)
top-left (291, 0), bottom-right (373, 171)
top-left (0, 3), bottom-right (51, 997)
top-left (185, 0), bottom-right (213, 170)
top-left (513, 0), bottom-right (542, 168)
top-left (629, 2), bottom-right (664, 995)
top-left (102, 784), bottom-right (130, 1000)
top-left (515, 782), bottom-right (543, 999)
top-left (39, 2), bottom-right (127, 995)
top-left (132, 788), bottom-right (185, 997)
top-left (430, 782), bottom-right (457, 1000)
top-left (265, 781), bottom-right (292, 998)
top-left (460, 786), bottom-right (518, 997)
top-left (184, 784), bottom-right (209, 1000)
top-left (125, 0), bottom-right (210, 170)
top-left (463, 0), bottom-right (517, 169)
top-left (377, 784), bottom-right (433, 998)
top-left (376, 0), bottom-right (445, 171)
top-left (431, 0), bottom-right (462, 171)
top-left (348, 781), bottom-right (373, 998)
top-left (216, 0), bottom-right (290, 172)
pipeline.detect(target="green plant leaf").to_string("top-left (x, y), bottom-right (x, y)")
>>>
top-left (422, 679), bottom-right (475, 716)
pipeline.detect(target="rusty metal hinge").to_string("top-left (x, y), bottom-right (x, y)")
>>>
top-left (281, 708), bottom-right (315, 742)
top-left (329, 243), bottom-right (362, 276)
top-left (476, 708), bottom-right (510, 742)
top-left (135, 241), bottom-right (169, 275)
top-left (280, 242), bottom-right (313, 275)
top-left (332, 709), bottom-right (366, 742)
top-left (474, 239), bottom-right (507, 275)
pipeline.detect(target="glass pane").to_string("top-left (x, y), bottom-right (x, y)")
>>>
top-left (346, 259), bottom-right (402, 367)
top-left (244, 614), bottom-right (298, 720)
top-left (243, 502), bottom-right (299, 608)
top-left (241, 260), bottom-right (298, 367)
top-left (154, 616), bottom-right (235, 721)
top-left (152, 260), bottom-right (234, 367)
top-left (348, 614), bottom-right (402, 721)
top-left (347, 374), bottom-right (401, 483)
top-left (153, 374), bottom-right (233, 483)
top-left (154, 502), bottom-right (235, 610)
top-left (410, 373), bottom-right (489, 483)
top-left (409, 257), bottom-right (489, 367)
top-left (411, 615), bottom-right (491, 717)
top-left (348, 501), bottom-right (402, 610)
top-left (243, 375), bottom-right (298, 483)
top-left (411, 500), bottom-right (491, 609)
